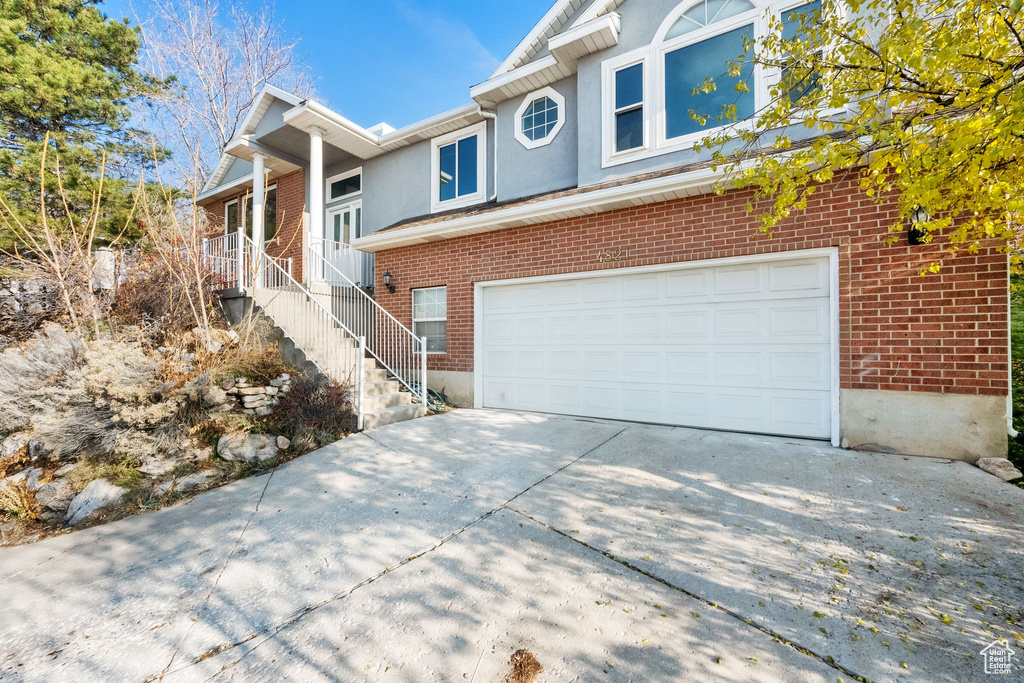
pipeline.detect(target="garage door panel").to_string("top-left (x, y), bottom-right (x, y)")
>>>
top-left (666, 271), bottom-right (708, 298)
top-left (480, 255), bottom-right (833, 439)
top-left (769, 259), bottom-right (828, 293)
top-left (623, 275), bottom-right (660, 300)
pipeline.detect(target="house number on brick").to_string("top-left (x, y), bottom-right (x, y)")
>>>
top-left (596, 247), bottom-right (630, 263)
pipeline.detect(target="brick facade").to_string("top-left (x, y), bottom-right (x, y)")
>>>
top-left (204, 169), bottom-right (307, 283)
top-left (373, 174), bottom-right (1009, 398)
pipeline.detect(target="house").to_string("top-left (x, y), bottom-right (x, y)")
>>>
top-left (196, 0), bottom-right (1010, 460)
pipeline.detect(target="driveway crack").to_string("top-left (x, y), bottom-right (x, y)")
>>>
top-left (505, 506), bottom-right (871, 683)
top-left (153, 469), bottom-right (277, 681)
top-left (159, 426), bottom-right (631, 680)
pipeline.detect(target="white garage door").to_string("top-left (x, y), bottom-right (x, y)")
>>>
top-left (479, 255), bottom-right (834, 439)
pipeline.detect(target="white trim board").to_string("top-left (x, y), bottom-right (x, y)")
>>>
top-left (472, 247), bottom-right (841, 446)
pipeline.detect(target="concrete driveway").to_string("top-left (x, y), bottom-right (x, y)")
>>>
top-left (1, 410), bottom-right (1022, 682)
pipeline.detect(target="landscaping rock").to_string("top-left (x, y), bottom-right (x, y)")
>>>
top-left (977, 457), bottom-right (1023, 482)
top-left (276, 436), bottom-right (290, 450)
top-left (0, 432), bottom-right (30, 460)
top-left (27, 439), bottom-right (51, 460)
top-left (265, 386), bottom-right (279, 396)
top-left (216, 433), bottom-right (278, 463)
top-left (35, 479), bottom-right (74, 511)
top-left (158, 469), bottom-right (218, 496)
top-left (3, 467), bottom-right (43, 491)
top-left (269, 378), bottom-right (285, 388)
top-left (255, 407), bottom-right (273, 417)
top-left (139, 454), bottom-right (185, 476)
top-left (65, 480), bottom-right (127, 526)
top-left (202, 386), bottom-right (229, 407)
top-left (53, 463), bottom-right (75, 477)
top-left (236, 387), bottom-right (265, 396)
top-left (221, 378), bottom-right (236, 391)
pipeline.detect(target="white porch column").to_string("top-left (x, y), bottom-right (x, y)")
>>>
top-left (251, 153), bottom-right (267, 287)
top-left (308, 128), bottom-right (324, 282)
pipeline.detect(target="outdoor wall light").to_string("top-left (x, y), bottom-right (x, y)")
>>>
top-left (382, 269), bottom-right (396, 294)
top-left (908, 205), bottom-right (930, 246)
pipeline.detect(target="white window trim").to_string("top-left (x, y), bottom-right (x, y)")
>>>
top-left (326, 167), bottom-right (363, 204)
top-left (223, 185), bottom-right (278, 244)
top-left (514, 86), bottom-right (567, 150)
top-left (430, 122), bottom-right (487, 214)
top-left (325, 199), bottom-right (363, 244)
top-left (412, 286), bottom-right (447, 355)
top-left (601, 0), bottom-right (840, 169)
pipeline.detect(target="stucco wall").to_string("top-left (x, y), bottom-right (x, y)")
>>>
top-left (497, 76), bottom-right (579, 201)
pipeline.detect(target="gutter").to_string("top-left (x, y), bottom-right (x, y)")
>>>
top-left (352, 161), bottom-right (741, 253)
top-left (477, 107), bottom-right (499, 202)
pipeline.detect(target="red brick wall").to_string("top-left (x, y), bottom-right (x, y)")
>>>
top-left (204, 169), bottom-right (307, 282)
top-left (374, 174), bottom-right (1009, 397)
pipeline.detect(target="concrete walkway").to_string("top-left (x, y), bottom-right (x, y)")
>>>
top-left (1, 410), bottom-right (1022, 682)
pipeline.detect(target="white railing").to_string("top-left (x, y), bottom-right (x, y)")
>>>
top-left (198, 234), bottom-right (292, 290)
top-left (243, 235), bottom-right (369, 429)
top-left (309, 237), bottom-right (374, 286)
top-left (307, 242), bottom-right (428, 405)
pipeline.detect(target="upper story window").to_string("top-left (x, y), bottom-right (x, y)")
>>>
top-left (431, 122), bottom-right (486, 213)
top-left (514, 87), bottom-right (566, 150)
top-left (327, 168), bottom-right (362, 202)
top-left (225, 185), bottom-right (277, 243)
top-left (602, 0), bottom-right (824, 168)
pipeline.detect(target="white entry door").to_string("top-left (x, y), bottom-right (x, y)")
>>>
top-left (478, 254), bottom-right (834, 439)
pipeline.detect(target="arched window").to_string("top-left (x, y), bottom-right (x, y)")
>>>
top-left (662, 0), bottom-right (758, 140)
top-left (602, 0), bottom-right (825, 167)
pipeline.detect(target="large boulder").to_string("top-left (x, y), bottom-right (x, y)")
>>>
top-left (216, 433), bottom-right (278, 463)
top-left (977, 458), bottom-right (1023, 482)
top-left (35, 479), bottom-right (74, 511)
top-left (65, 480), bottom-right (127, 526)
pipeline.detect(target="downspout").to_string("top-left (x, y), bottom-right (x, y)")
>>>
top-left (478, 107), bottom-right (498, 202)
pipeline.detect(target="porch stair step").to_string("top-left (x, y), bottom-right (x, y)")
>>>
top-left (362, 403), bottom-right (427, 430)
top-left (250, 282), bottom-right (427, 432)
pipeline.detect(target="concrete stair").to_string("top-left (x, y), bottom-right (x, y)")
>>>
top-left (252, 285), bottom-right (426, 431)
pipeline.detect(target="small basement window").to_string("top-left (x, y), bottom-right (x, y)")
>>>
top-left (412, 286), bottom-right (447, 353)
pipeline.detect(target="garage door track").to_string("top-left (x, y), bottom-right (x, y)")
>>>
top-left (1, 410), bottom-right (1022, 682)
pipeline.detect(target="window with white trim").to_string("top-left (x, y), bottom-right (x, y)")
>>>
top-left (602, 0), bottom-right (826, 167)
top-left (412, 286), bottom-right (447, 353)
top-left (224, 185), bottom-right (277, 242)
top-left (431, 122), bottom-right (486, 212)
top-left (326, 200), bottom-right (361, 245)
top-left (514, 87), bottom-right (566, 149)
top-left (327, 168), bottom-right (362, 202)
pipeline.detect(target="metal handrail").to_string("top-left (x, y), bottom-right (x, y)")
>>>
top-left (242, 235), bottom-right (366, 426)
top-left (307, 241), bottom-right (428, 406)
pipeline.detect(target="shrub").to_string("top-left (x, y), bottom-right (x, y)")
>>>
top-left (0, 481), bottom-right (40, 520)
top-left (272, 372), bottom-right (355, 452)
top-left (0, 323), bottom-right (84, 433)
top-left (111, 252), bottom-right (221, 341)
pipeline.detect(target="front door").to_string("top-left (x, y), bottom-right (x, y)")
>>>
top-left (323, 202), bottom-right (363, 284)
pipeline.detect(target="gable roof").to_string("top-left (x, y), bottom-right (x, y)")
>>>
top-left (203, 84), bottom-right (304, 192)
top-left (490, 0), bottom-right (630, 77)
top-left (489, 0), bottom-right (590, 76)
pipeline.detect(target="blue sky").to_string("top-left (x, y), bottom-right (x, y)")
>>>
top-left (103, 0), bottom-right (556, 130)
